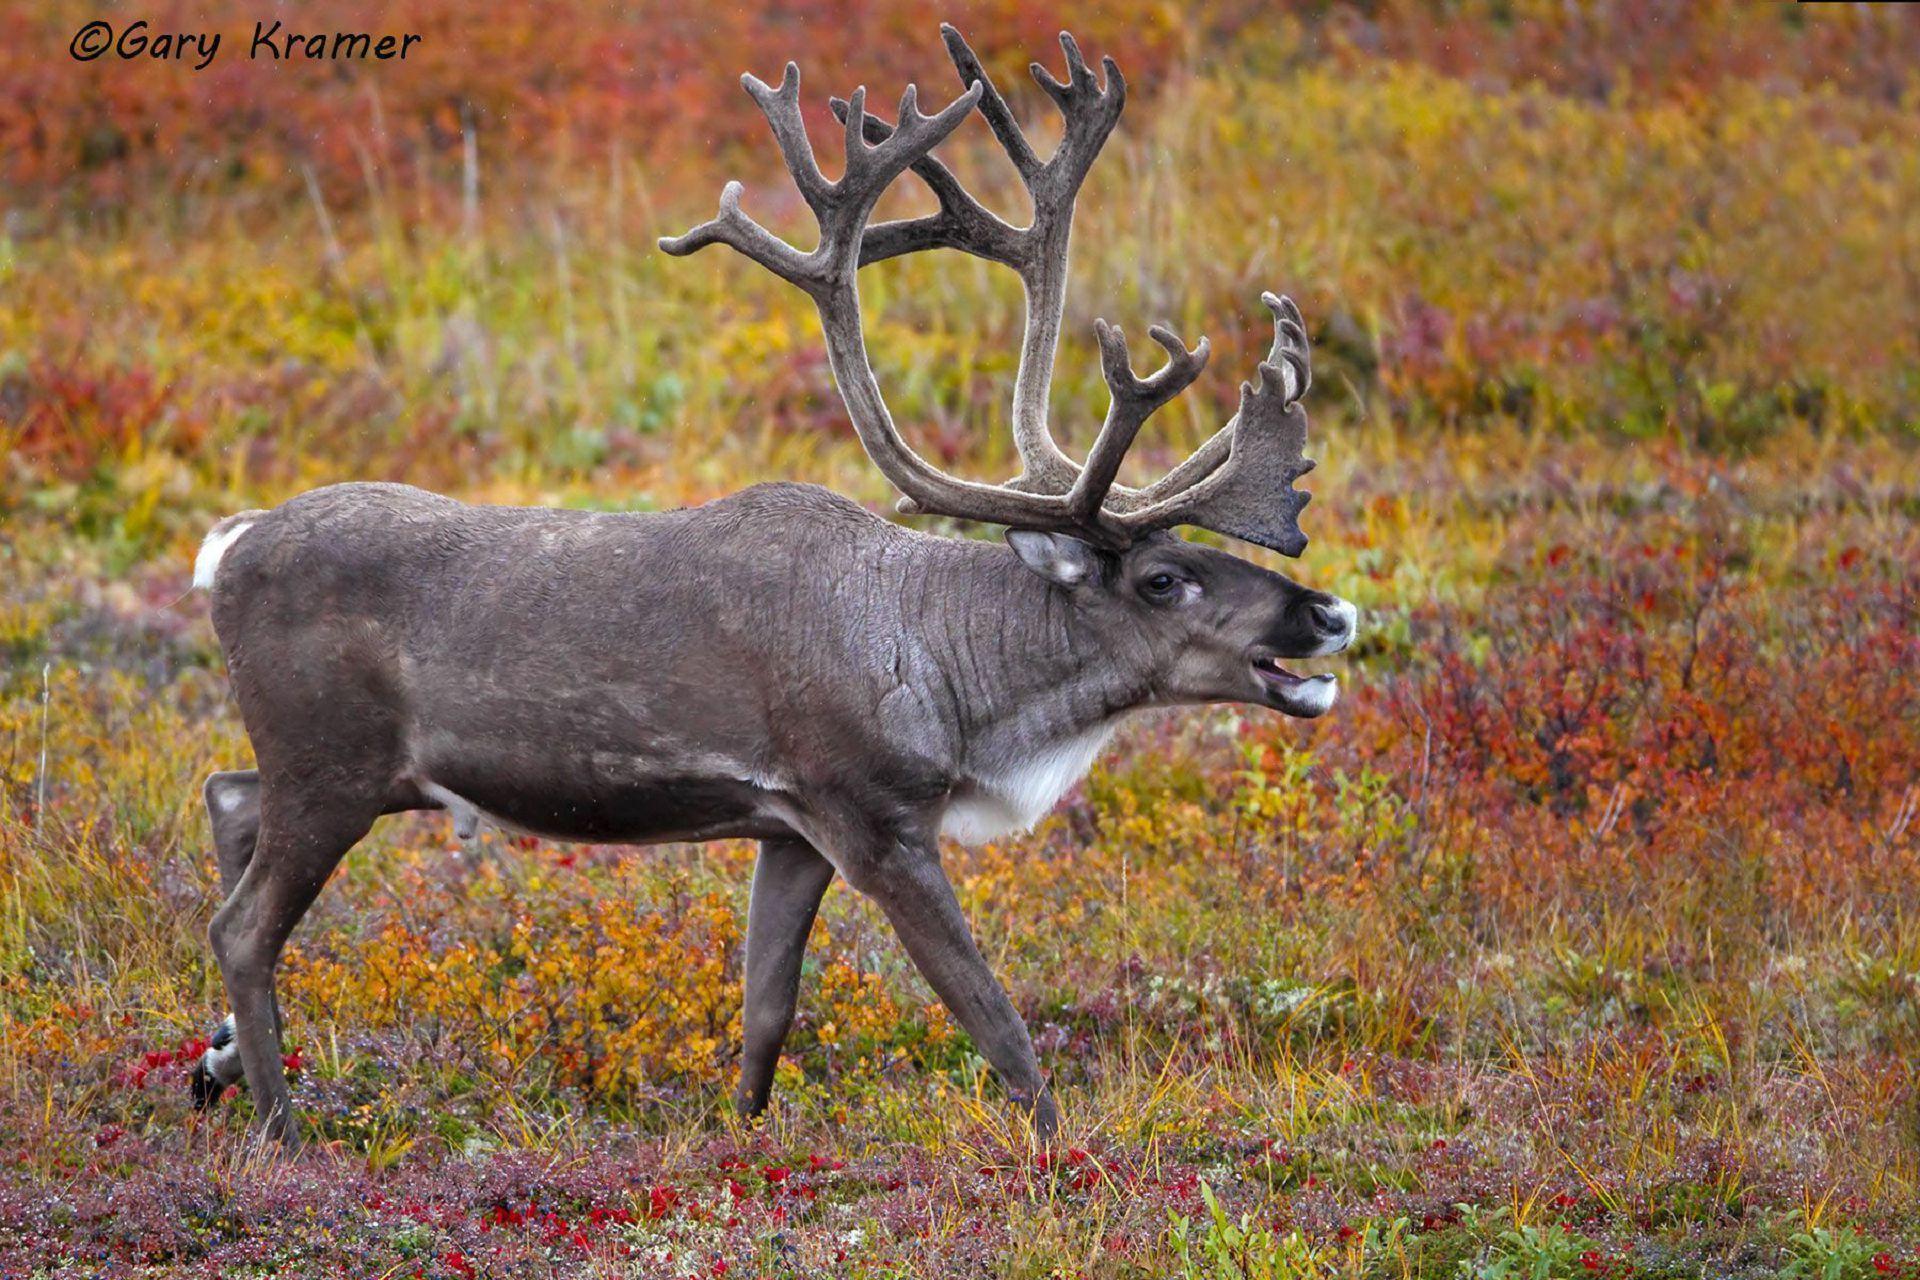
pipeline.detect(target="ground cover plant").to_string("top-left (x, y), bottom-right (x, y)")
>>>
top-left (2, 2), bottom-right (1918, 1275)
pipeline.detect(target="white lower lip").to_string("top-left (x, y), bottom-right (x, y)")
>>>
top-left (1254, 660), bottom-right (1339, 713)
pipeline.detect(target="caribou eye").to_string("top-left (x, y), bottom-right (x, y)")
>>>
top-left (1140, 571), bottom-right (1185, 602)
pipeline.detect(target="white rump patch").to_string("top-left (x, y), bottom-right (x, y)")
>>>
top-left (192, 520), bottom-right (256, 590)
top-left (941, 723), bottom-right (1116, 846)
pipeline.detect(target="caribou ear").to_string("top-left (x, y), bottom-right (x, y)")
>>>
top-left (1006, 529), bottom-right (1102, 588)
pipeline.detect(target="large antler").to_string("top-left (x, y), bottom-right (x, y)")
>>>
top-left (661, 28), bottom-right (1319, 557)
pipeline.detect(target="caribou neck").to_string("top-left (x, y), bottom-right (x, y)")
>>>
top-left (918, 539), bottom-right (1159, 763)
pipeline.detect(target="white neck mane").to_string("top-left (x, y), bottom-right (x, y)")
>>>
top-left (940, 721), bottom-right (1118, 845)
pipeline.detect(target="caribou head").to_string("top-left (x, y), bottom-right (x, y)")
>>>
top-left (660, 25), bottom-right (1352, 716)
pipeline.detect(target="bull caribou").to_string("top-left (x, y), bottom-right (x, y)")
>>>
top-left (189, 25), bottom-right (1356, 1144)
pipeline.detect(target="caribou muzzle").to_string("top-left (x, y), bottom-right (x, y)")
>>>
top-left (1252, 595), bottom-right (1356, 717)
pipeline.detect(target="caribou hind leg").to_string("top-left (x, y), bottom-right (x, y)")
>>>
top-left (204, 771), bottom-right (262, 895)
top-left (736, 836), bottom-right (837, 1118)
top-left (192, 770), bottom-right (263, 1109)
top-left (206, 784), bottom-right (376, 1146)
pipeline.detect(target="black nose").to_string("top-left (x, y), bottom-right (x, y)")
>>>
top-left (1307, 600), bottom-right (1347, 637)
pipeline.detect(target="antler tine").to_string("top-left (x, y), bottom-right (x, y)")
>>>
top-left (842, 85), bottom-right (871, 164)
top-left (939, 23), bottom-right (1040, 181)
top-left (1093, 292), bottom-right (1314, 513)
top-left (658, 64), bottom-right (839, 295)
top-left (661, 67), bottom-right (981, 284)
top-left (827, 96), bottom-right (1025, 268)
top-left (1027, 33), bottom-right (1126, 192)
top-left (1065, 322), bottom-right (1210, 526)
top-left (819, 79), bottom-right (987, 280)
top-left (742, 64), bottom-right (830, 208)
top-left (1263, 290), bottom-right (1312, 402)
top-left (1027, 33), bottom-right (1081, 106)
top-left (1107, 295), bottom-right (1319, 558)
top-left (656, 179), bottom-right (814, 288)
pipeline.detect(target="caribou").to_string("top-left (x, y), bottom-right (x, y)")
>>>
top-left (188, 25), bottom-right (1357, 1144)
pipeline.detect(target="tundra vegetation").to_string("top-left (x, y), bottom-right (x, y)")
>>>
top-left (2, 2), bottom-right (1918, 1276)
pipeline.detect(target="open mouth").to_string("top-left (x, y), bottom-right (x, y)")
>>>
top-left (1252, 654), bottom-right (1340, 717)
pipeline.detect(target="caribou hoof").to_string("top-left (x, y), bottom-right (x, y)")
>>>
top-left (189, 1059), bottom-right (227, 1110)
top-left (191, 1014), bottom-right (239, 1110)
top-left (1010, 1085), bottom-right (1060, 1141)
